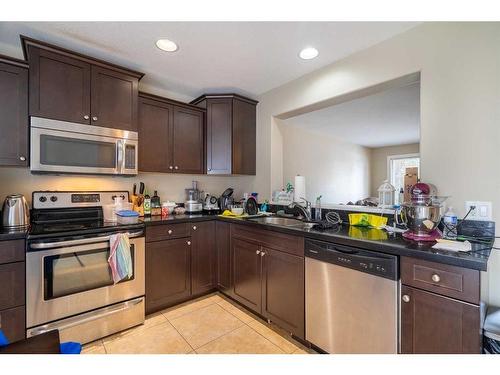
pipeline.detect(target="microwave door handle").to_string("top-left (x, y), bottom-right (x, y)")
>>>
top-left (117, 139), bottom-right (124, 174)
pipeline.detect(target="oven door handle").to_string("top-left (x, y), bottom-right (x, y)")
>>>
top-left (30, 230), bottom-right (144, 250)
top-left (28, 297), bottom-right (144, 337)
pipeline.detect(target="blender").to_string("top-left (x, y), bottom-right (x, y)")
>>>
top-left (184, 181), bottom-right (203, 213)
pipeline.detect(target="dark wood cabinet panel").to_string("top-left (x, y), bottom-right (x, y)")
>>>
top-left (0, 262), bottom-right (25, 310)
top-left (401, 285), bottom-right (480, 354)
top-left (232, 238), bottom-right (262, 312)
top-left (0, 61), bottom-right (28, 167)
top-left (232, 98), bottom-right (256, 175)
top-left (29, 46), bottom-right (91, 124)
top-left (206, 99), bottom-right (232, 174)
top-left (145, 238), bottom-right (191, 314)
top-left (172, 107), bottom-right (204, 174)
top-left (146, 223), bottom-right (190, 242)
top-left (191, 221), bottom-right (216, 295)
top-left (91, 65), bottom-right (138, 131)
top-left (138, 97), bottom-right (173, 172)
top-left (0, 305), bottom-right (26, 343)
top-left (0, 240), bottom-right (25, 265)
top-left (262, 248), bottom-right (305, 339)
top-left (216, 221), bottom-right (232, 293)
top-left (401, 256), bottom-right (480, 304)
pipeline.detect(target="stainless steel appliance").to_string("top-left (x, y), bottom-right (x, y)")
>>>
top-left (184, 181), bottom-right (202, 213)
top-left (203, 193), bottom-right (220, 213)
top-left (219, 188), bottom-right (234, 211)
top-left (305, 239), bottom-right (398, 354)
top-left (2, 194), bottom-right (30, 228)
top-left (30, 117), bottom-right (138, 175)
top-left (26, 191), bottom-right (145, 344)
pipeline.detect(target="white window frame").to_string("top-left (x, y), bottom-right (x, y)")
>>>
top-left (386, 153), bottom-right (420, 186)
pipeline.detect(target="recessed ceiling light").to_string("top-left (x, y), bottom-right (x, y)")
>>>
top-left (156, 39), bottom-right (178, 52)
top-left (299, 47), bottom-right (319, 60)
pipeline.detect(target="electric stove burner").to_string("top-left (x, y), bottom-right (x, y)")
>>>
top-left (402, 229), bottom-right (442, 242)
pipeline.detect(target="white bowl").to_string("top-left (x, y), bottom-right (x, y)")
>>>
top-left (231, 207), bottom-right (244, 215)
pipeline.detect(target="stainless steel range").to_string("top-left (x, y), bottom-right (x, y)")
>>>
top-left (26, 191), bottom-right (145, 344)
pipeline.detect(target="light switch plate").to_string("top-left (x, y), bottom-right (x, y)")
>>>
top-left (465, 201), bottom-right (492, 221)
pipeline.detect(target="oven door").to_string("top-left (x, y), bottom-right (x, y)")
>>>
top-left (30, 117), bottom-right (138, 175)
top-left (26, 234), bottom-right (145, 328)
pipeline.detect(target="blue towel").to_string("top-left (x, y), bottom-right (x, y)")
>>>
top-left (0, 330), bottom-right (9, 347)
top-left (60, 342), bottom-right (82, 354)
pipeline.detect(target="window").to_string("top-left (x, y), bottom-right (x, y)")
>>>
top-left (387, 153), bottom-right (420, 200)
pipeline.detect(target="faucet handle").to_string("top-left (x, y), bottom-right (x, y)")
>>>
top-left (300, 197), bottom-right (312, 208)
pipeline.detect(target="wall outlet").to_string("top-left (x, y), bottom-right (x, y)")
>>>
top-left (465, 201), bottom-right (492, 221)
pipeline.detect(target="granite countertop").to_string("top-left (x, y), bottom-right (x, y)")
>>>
top-left (140, 214), bottom-right (217, 225)
top-left (0, 226), bottom-right (29, 241)
top-left (217, 216), bottom-right (492, 271)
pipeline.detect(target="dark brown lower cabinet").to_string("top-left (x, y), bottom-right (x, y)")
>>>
top-left (191, 221), bottom-right (216, 295)
top-left (262, 247), bottom-right (305, 338)
top-left (216, 221), bottom-right (232, 294)
top-left (0, 305), bottom-right (25, 343)
top-left (401, 285), bottom-right (481, 354)
top-left (146, 238), bottom-right (191, 314)
top-left (232, 238), bottom-right (262, 313)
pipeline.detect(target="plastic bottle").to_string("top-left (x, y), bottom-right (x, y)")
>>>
top-left (143, 191), bottom-right (151, 216)
top-left (443, 207), bottom-right (458, 239)
top-left (315, 195), bottom-right (322, 221)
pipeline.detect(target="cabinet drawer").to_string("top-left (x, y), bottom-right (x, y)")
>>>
top-left (0, 262), bottom-right (25, 310)
top-left (0, 305), bottom-right (26, 343)
top-left (231, 224), bottom-right (304, 256)
top-left (146, 223), bottom-right (190, 242)
top-left (0, 240), bottom-right (25, 264)
top-left (401, 256), bottom-right (479, 304)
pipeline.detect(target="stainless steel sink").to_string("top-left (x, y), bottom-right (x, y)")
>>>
top-left (248, 217), bottom-right (303, 226)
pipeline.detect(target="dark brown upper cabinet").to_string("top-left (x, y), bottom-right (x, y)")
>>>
top-left (191, 94), bottom-right (258, 175)
top-left (138, 92), bottom-right (205, 174)
top-left (22, 36), bottom-right (143, 131)
top-left (0, 55), bottom-right (28, 167)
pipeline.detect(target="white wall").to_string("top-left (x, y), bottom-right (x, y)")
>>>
top-left (279, 123), bottom-right (371, 204)
top-left (256, 23), bottom-right (500, 305)
top-left (370, 143), bottom-right (420, 196)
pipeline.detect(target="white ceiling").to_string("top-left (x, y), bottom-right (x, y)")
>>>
top-left (282, 83), bottom-right (420, 148)
top-left (0, 22), bottom-right (419, 99)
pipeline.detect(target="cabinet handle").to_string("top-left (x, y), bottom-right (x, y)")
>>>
top-left (402, 295), bottom-right (410, 303)
top-left (92, 116), bottom-right (98, 121)
top-left (174, 166), bottom-right (179, 170)
top-left (431, 274), bottom-right (441, 283)
top-left (169, 166), bottom-right (173, 170)
top-left (256, 250), bottom-right (260, 255)
top-left (260, 252), bottom-right (265, 257)
top-left (187, 241), bottom-right (191, 245)
top-left (192, 226), bottom-right (197, 230)
top-left (207, 168), bottom-right (212, 172)
top-left (19, 156), bottom-right (26, 161)
top-left (167, 230), bottom-right (173, 235)
top-left (83, 115), bottom-right (89, 120)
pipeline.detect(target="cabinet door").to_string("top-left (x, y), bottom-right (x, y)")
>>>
top-left (172, 106), bottom-right (204, 174)
top-left (216, 221), bottom-right (232, 294)
top-left (0, 262), bottom-right (25, 311)
top-left (191, 221), bottom-right (216, 295)
top-left (262, 248), bottom-right (305, 339)
top-left (232, 98), bottom-right (256, 175)
top-left (0, 306), bottom-right (25, 343)
top-left (232, 238), bottom-right (262, 313)
top-left (0, 62), bottom-right (28, 166)
top-left (145, 238), bottom-right (191, 314)
top-left (138, 97), bottom-right (173, 172)
top-left (91, 65), bottom-right (138, 131)
top-left (401, 285), bottom-right (480, 354)
top-left (206, 98), bottom-right (232, 174)
top-left (29, 46), bottom-right (91, 124)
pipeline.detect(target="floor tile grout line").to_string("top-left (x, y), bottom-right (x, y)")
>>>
top-left (243, 321), bottom-right (287, 354)
top-left (161, 298), bottom-right (220, 322)
top-left (193, 323), bottom-right (247, 353)
top-left (168, 320), bottom-right (197, 353)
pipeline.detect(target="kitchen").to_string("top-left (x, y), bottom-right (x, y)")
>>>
top-left (1, 6), bottom-right (500, 371)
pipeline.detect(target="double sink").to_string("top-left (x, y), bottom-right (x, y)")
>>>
top-left (247, 216), bottom-right (316, 230)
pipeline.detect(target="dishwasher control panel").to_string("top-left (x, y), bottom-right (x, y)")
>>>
top-left (305, 239), bottom-right (398, 280)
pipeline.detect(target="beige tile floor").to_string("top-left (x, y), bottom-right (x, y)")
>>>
top-left (82, 293), bottom-right (315, 354)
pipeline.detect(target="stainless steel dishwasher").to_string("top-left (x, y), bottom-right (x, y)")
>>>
top-left (305, 239), bottom-right (399, 354)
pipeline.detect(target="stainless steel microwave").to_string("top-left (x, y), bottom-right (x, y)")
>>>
top-left (30, 117), bottom-right (138, 176)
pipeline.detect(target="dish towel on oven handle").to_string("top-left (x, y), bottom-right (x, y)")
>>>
top-left (108, 233), bottom-right (133, 284)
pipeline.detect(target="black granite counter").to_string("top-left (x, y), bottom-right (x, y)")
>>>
top-left (0, 226), bottom-right (28, 241)
top-left (217, 216), bottom-right (492, 271)
top-left (140, 214), bottom-right (217, 225)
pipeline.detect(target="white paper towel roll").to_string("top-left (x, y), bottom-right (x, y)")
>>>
top-left (294, 175), bottom-right (306, 202)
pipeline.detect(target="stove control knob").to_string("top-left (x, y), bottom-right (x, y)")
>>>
top-left (50, 196), bottom-right (58, 202)
top-left (39, 196), bottom-right (47, 203)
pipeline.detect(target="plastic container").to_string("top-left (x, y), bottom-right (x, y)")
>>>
top-left (315, 196), bottom-right (322, 221)
top-left (442, 207), bottom-right (458, 239)
top-left (103, 204), bottom-right (117, 222)
top-left (161, 201), bottom-right (177, 217)
top-left (115, 210), bottom-right (139, 224)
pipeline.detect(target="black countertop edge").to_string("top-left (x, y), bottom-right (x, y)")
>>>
top-left (140, 214), bottom-right (218, 225)
top-left (0, 228), bottom-right (29, 241)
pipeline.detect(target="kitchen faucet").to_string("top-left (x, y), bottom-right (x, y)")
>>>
top-left (289, 197), bottom-right (312, 221)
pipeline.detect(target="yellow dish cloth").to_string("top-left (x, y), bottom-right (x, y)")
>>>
top-left (348, 213), bottom-right (388, 229)
top-left (219, 210), bottom-right (245, 218)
